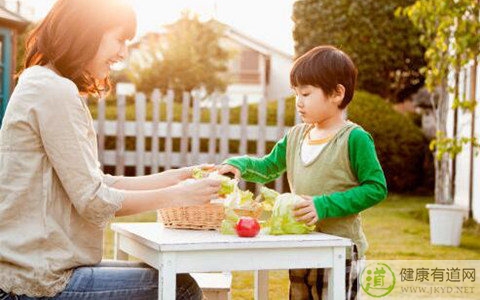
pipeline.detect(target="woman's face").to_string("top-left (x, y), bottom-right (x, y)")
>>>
top-left (86, 26), bottom-right (129, 80)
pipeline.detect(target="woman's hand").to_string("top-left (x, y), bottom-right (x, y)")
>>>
top-left (216, 164), bottom-right (241, 180)
top-left (293, 196), bottom-right (319, 226)
top-left (170, 178), bottom-right (222, 206)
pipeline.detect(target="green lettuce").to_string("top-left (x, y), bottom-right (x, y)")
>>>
top-left (207, 172), bottom-right (237, 197)
top-left (238, 190), bottom-right (254, 206)
top-left (191, 168), bottom-right (237, 197)
top-left (257, 186), bottom-right (279, 211)
top-left (224, 187), bottom-right (256, 209)
top-left (269, 193), bottom-right (315, 235)
top-left (192, 167), bottom-right (208, 179)
top-left (219, 208), bottom-right (239, 235)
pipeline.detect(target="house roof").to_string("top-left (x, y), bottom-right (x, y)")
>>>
top-left (132, 20), bottom-right (293, 61)
top-left (223, 25), bottom-right (293, 60)
top-left (0, 6), bottom-right (29, 29)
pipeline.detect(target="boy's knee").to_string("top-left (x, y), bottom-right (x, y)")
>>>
top-left (176, 273), bottom-right (203, 300)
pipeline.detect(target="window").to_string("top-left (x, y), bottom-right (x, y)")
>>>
top-left (240, 49), bottom-right (258, 71)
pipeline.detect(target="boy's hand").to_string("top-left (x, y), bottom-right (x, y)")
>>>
top-left (216, 164), bottom-right (241, 180)
top-left (293, 196), bottom-right (319, 226)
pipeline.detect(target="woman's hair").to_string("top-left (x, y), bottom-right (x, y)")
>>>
top-left (24, 0), bottom-right (136, 96)
top-left (290, 45), bottom-right (357, 109)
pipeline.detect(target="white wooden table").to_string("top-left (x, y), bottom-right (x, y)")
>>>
top-left (111, 222), bottom-right (351, 300)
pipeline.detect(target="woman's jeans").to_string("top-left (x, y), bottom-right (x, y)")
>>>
top-left (0, 260), bottom-right (202, 300)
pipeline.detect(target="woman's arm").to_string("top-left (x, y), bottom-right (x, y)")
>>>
top-left (110, 172), bottom-right (178, 190)
top-left (115, 178), bottom-right (221, 216)
top-left (109, 165), bottom-right (212, 191)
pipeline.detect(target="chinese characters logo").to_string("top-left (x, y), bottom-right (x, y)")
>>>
top-left (361, 262), bottom-right (396, 297)
top-left (400, 267), bottom-right (475, 283)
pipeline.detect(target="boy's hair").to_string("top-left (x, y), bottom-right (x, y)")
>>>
top-left (290, 45), bottom-right (357, 109)
top-left (23, 0), bottom-right (136, 96)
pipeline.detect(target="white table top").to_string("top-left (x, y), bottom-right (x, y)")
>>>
top-left (111, 222), bottom-right (352, 252)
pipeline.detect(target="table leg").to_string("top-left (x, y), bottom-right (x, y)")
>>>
top-left (328, 247), bottom-right (346, 300)
top-left (254, 270), bottom-right (269, 300)
top-left (159, 253), bottom-right (176, 300)
top-left (113, 231), bottom-right (128, 260)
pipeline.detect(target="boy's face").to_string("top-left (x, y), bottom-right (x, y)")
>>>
top-left (293, 85), bottom-right (342, 124)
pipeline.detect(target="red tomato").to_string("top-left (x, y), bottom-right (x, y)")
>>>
top-left (235, 217), bottom-right (260, 237)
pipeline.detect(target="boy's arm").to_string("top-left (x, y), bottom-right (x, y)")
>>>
top-left (313, 128), bottom-right (387, 219)
top-left (223, 135), bottom-right (287, 184)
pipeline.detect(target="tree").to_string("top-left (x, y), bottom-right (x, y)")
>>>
top-left (15, 23), bottom-right (36, 75)
top-left (401, 0), bottom-right (480, 205)
top-left (129, 12), bottom-right (230, 98)
top-left (292, 0), bottom-right (426, 101)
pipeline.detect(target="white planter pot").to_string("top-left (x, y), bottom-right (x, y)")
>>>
top-left (426, 204), bottom-right (468, 246)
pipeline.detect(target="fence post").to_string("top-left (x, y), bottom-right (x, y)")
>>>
top-left (135, 93), bottom-right (146, 176)
top-left (180, 92), bottom-right (190, 167)
top-left (164, 90), bottom-right (174, 170)
top-left (220, 95), bottom-right (230, 162)
top-left (151, 89), bottom-right (161, 174)
top-left (256, 96), bottom-right (267, 193)
top-left (115, 94), bottom-right (126, 175)
top-left (257, 97), bottom-right (267, 156)
top-left (238, 95), bottom-right (249, 190)
top-left (239, 95), bottom-right (248, 156)
top-left (191, 92), bottom-right (201, 165)
top-left (208, 94), bottom-right (218, 163)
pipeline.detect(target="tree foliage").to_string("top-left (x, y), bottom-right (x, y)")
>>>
top-left (292, 0), bottom-right (426, 101)
top-left (129, 12), bottom-right (230, 97)
top-left (401, 0), bottom-right (479, 204)
top-left (15, 23), bottom-right (37, 75)
top-left (348, 91), bottom-right (429, 193)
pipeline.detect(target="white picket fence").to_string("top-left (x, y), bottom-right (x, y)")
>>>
top-left (92, 90), bottom-right (300, 192)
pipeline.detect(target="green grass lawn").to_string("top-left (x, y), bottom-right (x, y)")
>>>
top-left (103, 194), bottom-right (480, 299)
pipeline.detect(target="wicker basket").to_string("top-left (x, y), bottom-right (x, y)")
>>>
top-left (158, 203), bottom-right (263, 230)
top-left (158, 203), bottom-right (224, 230)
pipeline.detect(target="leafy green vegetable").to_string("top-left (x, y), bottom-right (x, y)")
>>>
top-left (238, 190), bottom-right (254, 206)
top-left (269, 193), bottom-right (315, 235)
top-left (220, 219), bottom-right (237, 235)
top-left (190, 168), bottom-right (237, 197)
top-left (258, 186), bottom-right (279, 211)
top-left (192, 167), bottom-right (207, 179)
top-left (219, 208), bottom-right (239, 235)
top-left (219, 180), bottom-right (235, 197)
top-left (207, 172), bottom-right (237, 197)
top-left (224, 187), bottom-right (254, 209)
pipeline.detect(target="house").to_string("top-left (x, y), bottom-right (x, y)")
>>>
top-left (0, 2), bottom-right (28, 125)
top-left (448, 61), bottom-right (479, 222)
top-left (221, 26), bottom-right (293, 105)
top-left (127, 22), bottom-right (293, 105)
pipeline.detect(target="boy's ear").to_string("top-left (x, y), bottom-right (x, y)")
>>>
top-left (332, 84), bottom-right (345, 105)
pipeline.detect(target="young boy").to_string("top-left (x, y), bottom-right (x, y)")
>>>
top-left (218, 45), bottom-right (387, 299)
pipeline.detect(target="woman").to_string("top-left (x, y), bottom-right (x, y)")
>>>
top-left (0, 0), bottom-right (220, 299)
